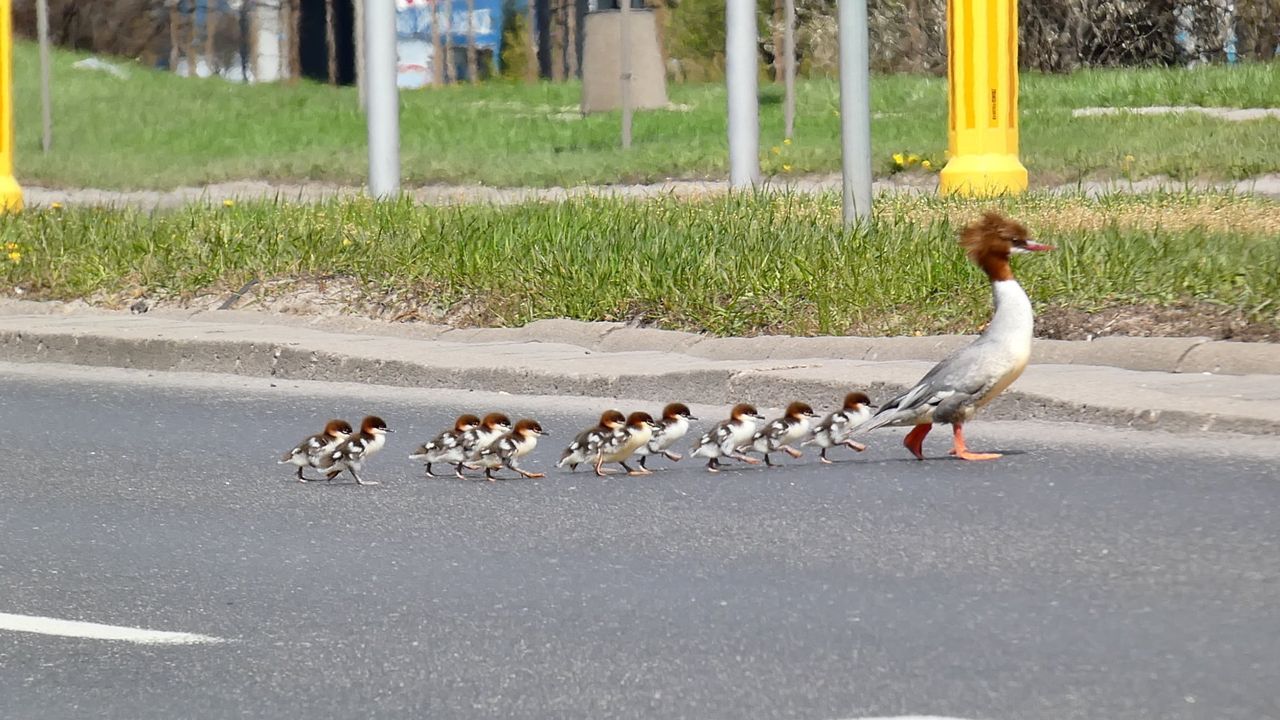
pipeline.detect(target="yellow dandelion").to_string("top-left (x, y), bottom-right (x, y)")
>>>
top-left (1124, 154), bottom-right (1135, 163)
top-left (783, 138), bottom-right (792, 146)
top-left (892, 152), bottom-right (906, 166)
top-left (50, 201), bottom-right (63, 210)
top-left (7, 251), bottom-right (21, 264)
top-left (4, 242), bottom-right (17, 251)
top-left (770, 146), bottom-right (781, 156)
top-left (921, 159), bottom-right (933, 170)
top-left (342, 237), bottom-right (353, 247)
top-left (223, 199), bottom-right (236, 208)
top-left (782, 164), bottom-right (793, 173)
top-left (907, 153), bottom-right (920, 165)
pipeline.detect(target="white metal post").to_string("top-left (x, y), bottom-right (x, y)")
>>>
top-left (837, 0), bottom-right (871, 224)
top-left (366, 0), bottom-right (401, 198)
top-left (619, 0), bottom-right (633, 148)
top-left (37, 0), bottom-right (52, 153)
top-left (725, 0), bottom-right (759, 187)
top-left (783, 0), bottom-right (795, 140)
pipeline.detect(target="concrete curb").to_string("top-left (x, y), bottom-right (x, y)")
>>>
top-left (170, 309), bottom-right (1280, 376)
top-left (20, 172), bottom-right (1280, 209)
top-left (5, 300), bottom-right (1277, 375)
top-left (1, 305), bottom-right (1277, 437)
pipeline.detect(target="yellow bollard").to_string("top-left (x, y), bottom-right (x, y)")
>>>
top-left (939, 0), bottom-right (1027, 198)
top-left (1, 0), bottom-right (23, 213)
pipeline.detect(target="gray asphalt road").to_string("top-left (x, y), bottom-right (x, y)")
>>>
top-left (1, 362), bottom-right (1278, 720)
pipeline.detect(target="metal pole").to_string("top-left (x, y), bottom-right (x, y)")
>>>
top-left (837, 0), bottom-right (871, 224)
top-left (365, 0), bottom-right (401, 197)
top-left (619, 0), bottom-right (633, 149)
top-left (783, 0), bottom-right (795, 140)
top-left (725, 0), bottom-right (759, 187)
top-left (37, 0), bottom-right (52, 153)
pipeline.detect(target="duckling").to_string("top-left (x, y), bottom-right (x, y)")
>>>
top-left (317, 415), bottom-right (393, 486)
top-left (595, 411), bottom-right (660, 477)
top-left (745, 401), bottom-right (820, 467)
top-left (636, 403), bottom-right (698, 471)
top-left (689, 403), bottom-right (766, 473)
top-left (557, 409), bottom-right (627, 472)
top-left (409, 413), bottom-right (481, 479)
top-left (473, 419), bottom-right (549, 481)
top-left (803, 392), bottom-right (874, 463)
top-left (456, 412), bottom-right (512, 477)
top-left (279, 419), bottom-right (353, 482)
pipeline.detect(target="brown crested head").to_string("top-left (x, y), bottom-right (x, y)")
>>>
top-left (730, 403), bottom-right (763, 421)
top-left (662, 402), bottom-right (696, 421)
top-left (454, 413), bottom-right (482, 432)
top-left (482, 412), bottom-right (512, 431)
top-left (842, 391), bottom-right (872, 410)
top-left (626, 411), bottom-right (657, 428)
top-left (959, 211), bottom-right (1053, 281)
top-left (324, 419), bottom-right (354, 437)
top-left (513, 418), bottom-right (546, 436)
top-left (360, 415), bottom-right (390, 433)
top-left (599, 409), bottom-right (627, 429)
top-left (785, 401), bottom-right (817, 418)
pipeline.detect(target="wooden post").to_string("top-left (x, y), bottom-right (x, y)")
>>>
top-left (355, 0), bottom-right (367, 102)
top-left (247, 0), bottom-right (259, 81)
top-left (189, 0), bottom-right (199, 75)
top-left (431, 0), bottom-right (444, 85)
top-left (169, 0), bottom-right (181, 72)
top-left (291, 0), bottom-right (302, 81)
top-left (325, 0), bottom-right (337, 83)
top-left (772, 0), bottom-right (784, 82)
top-left (525, 0), bottom-right (537, 82)
top-left (443, 0), bottom-right (454, 83)
top-left (549, 0), bottom-right (563, 81)
top-left (565, 0), bottom-right (578, 77)
top-left (466, 0), bottom-right (478, 82)
top-left (206, 0), bottom-right (218, 76)
top-left (279, 0), bottom-right (290, 79)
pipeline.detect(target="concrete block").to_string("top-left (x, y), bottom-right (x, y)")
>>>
top-left (519, 318), bottom-right (625, 348)
top-left (595, 327), bottom-right (703, 354)
top-left (860, 335), bottom-right (974, 362)
top-left (1177, 341), bottom-right (1280, 376)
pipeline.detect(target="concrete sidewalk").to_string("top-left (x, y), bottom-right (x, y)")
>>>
top-left (0, 300), bottom-right (1277, 436)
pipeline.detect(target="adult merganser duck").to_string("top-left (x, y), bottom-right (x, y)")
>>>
top-left (636, 402), bottom-right (698, 471)
top-left (280, 419), bottom-right (353, 482)
top-left (744, 401), bottom-right (820, 467)
top-left (594, 411), bottom-right (660, 477)
top-left (473, 419), bottom-right (549, 481)
top-left (456, 412), bottom-right (512, 476)
top-left (409, 413), bottom-right (481, 479)
top-left (802, 392), bottom-right (874, 463)
top-left (851, 211), bottom-right (1053, 460)
top-left (317, 415), bottom-right (394, 485)
top-left (557, 409), bottom-right (627, 472)
top-left (689, 403), bottom-right (766, 473)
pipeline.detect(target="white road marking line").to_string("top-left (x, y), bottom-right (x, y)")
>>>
top-left (0, 612), bottom-right (225, 645)
top-left (838, 717), bottom-right (979, 720)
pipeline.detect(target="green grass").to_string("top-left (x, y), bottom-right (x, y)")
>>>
top-left (10, 41), bottom-right (1280, 190)
top-left (4, 192), bottom-right (1278, 339)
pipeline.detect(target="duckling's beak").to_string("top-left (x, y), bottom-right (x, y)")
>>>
top-left (385, 428), bottom-right (396, 433)
top-left (540, 429), bottom-right (551, 436)
top-left (686, 415), bottom-right (699, 421)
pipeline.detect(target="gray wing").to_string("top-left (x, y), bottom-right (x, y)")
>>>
top-left (855, 346), bottom-right (990, 433)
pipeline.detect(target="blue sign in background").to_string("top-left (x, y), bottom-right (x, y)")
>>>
top-left (396, 0), bottom-right (509, 54)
